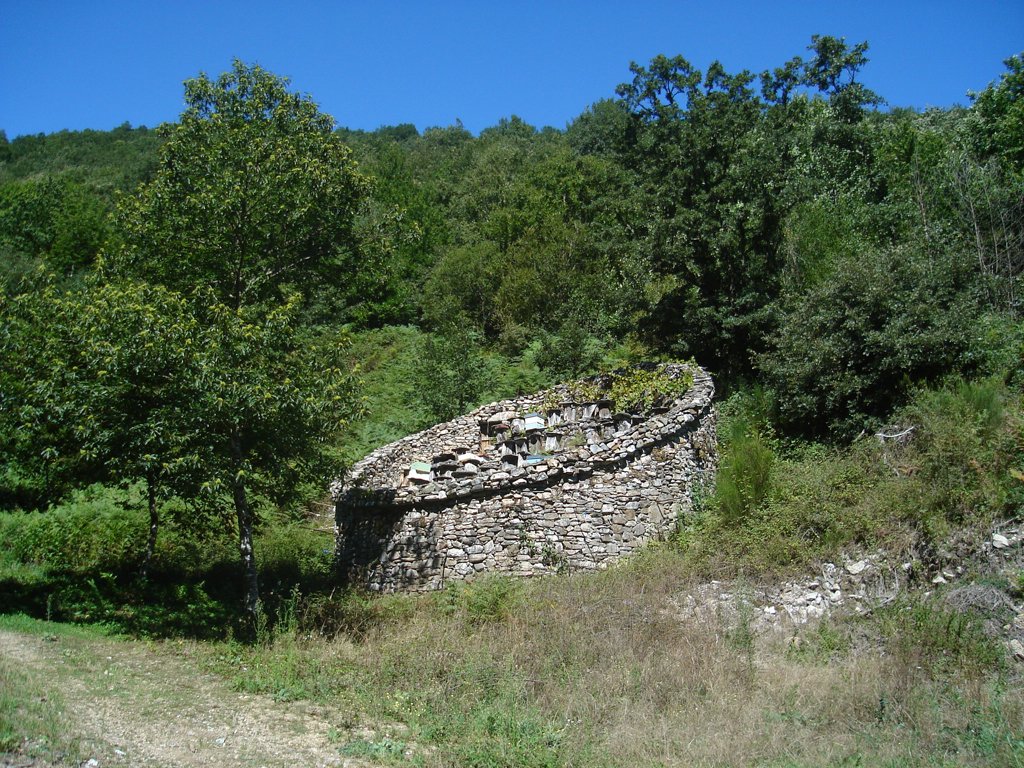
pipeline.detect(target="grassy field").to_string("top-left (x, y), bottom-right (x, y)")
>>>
top-left (1, 552), bottom-right (1022, 767)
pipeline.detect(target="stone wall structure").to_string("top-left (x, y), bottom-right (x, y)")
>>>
top-left (333, 363), bottom-right (716, 592)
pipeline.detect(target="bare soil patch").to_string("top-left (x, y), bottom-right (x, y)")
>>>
top-left (0, 629), bottom-right (373, 768)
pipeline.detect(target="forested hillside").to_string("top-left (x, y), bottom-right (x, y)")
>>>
top-left (2, 36), bottom-right (1023, 768)
top-left (1, 36), bottom-right (1021, 612)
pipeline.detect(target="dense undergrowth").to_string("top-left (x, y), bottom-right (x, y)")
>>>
top-left (684, 376), bottom-right (1024, 577)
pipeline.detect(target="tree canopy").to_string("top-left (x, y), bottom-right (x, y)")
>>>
top-left (106, 60), bottom-right (370, 312)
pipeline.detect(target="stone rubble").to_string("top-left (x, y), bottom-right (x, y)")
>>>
top-left (673, 523), bottom-right (1024, 654)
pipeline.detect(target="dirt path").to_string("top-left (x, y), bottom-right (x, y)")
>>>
top-left (0, 630), bottom-right (376, 768)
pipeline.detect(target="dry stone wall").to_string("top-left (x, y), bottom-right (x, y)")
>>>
top-left (333, 363), bottom-right (716, 592)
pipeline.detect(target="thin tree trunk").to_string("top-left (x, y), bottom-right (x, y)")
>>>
top-left (141, 476), bottom-right (159, 580)
top-left (231, 437), bottom-right (260, 618)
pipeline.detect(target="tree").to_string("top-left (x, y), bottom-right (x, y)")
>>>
top-left (187, 295), bottom-right (358, 615)
top-left (106, 60), bottom-right (370, 311)
top-left (615, 53), bottom-right (785, 376)
top-left (759, 245), bottom-right (979, 438)
top-left (1, 279), bottom-right (206, 566)
top-left (0, 178), bottom-right (109, 280)
top-left (803, 35), bottom-right (882, 122)
top-left (418, 324), bottom-right (489, 425)
top-left (972, 53), bottom-right (1024, 176)
top-left (106, 61), bottom-right (367, 614)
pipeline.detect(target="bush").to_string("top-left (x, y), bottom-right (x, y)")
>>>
top-left (904, 377), bottom-right (1017, 529)
top-left (760, 244), bottom-right (980, 439)
top-left (0, 485), bottom-right (146, 573)
top-left (684, 377), bottom-right (1022, 575)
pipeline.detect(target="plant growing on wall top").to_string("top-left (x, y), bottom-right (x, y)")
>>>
top-left (549, 364), bottom-right (695, 415)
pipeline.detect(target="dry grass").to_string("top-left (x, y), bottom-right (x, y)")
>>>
top-left (212, 548), bottom-right (1024, 767)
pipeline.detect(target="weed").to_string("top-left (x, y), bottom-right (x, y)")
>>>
top-left (878, 597), bottom-right (1006, 678)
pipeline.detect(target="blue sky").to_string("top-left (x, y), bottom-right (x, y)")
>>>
top-left (2, 1), bottom-right (1021, 138)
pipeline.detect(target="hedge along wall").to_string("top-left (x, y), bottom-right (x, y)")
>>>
top-left (333, 364), bottom-right (716, 592)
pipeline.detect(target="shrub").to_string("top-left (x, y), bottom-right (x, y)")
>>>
top-left (714, 417), bottom-right (776, 526)
top-left (1, 485), bottom-right (146, 573)
top-left (760, 244), bottom-right (980, 439)
top-left (904, 377), bottom-right (1016, 528)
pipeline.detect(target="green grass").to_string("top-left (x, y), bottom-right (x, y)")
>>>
top-left (0, 617), bottom-right (88, 764)
top-left (0, 658), bottom-right (77, 760)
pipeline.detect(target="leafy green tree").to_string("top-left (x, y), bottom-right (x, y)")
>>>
top-left (2, 279), bottom-right (357, 607)
top-left (759, 246), bottom-right (980, 438)
top-left (0, 285), bottom-right (88, 509)
top-left (105, 61), bottom-right (367, 613)
top-left (106, 60), bottom-right (370, 312)
top-left (972, 53), bottom-right (1024, 176)
top-left (0, 178), bottom-right (109, 281)
top-left (1, 280), bottom-right (206, 569)
top-left (419, 324), bottom-right (489, 424)
top-left (187, 295), bottom-right (358, 615)
top-left (615, 53), bottom-right (784, 375)
top-left (802, 35), bottom-right (882, 122)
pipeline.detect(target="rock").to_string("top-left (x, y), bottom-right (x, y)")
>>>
top-left (846, 560), bottom-right (870, 576)
top-left (992, 533), bottom-right (1010, 549)
top-left (931, 574), bottom-right (948, 585)
top-left (1009, 639), bottom-right (1024, 663)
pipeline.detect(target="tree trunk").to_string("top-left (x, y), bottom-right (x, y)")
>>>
top-left (141, 476), bottom-right (159, 580)
top-left (231, 438), bottom-right (260, 618)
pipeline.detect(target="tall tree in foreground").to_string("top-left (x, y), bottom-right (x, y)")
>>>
top-left (106, 61), bottom-right (367, 614)
top-left (189, 294), bottom-right (359, 616)
top-left (106, 59), bottom-right (370, 311)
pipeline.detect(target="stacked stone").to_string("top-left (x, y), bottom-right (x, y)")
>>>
top-left (334, 364), bottom-right (716, 592)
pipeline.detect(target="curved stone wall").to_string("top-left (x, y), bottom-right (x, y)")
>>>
top-left (333, 363), bottom-right (716, 591)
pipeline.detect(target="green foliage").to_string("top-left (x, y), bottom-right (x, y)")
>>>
top-left (972, 52), bottom-right (1024, 176)
top-left (0, 123), bottom-right (161, 194)
top-left (0, 177), bottom-right (109, 280)
top-left (340, 326), bottom-right (433, 460)
top-left (438, 576), bottom-right (523, 625)
top-left (418, 324), bottom-right (490, 424)
top-left (761, 245), bottom-right (981, 438)
top-left (606, 365), bottom-right (693, 412)
top-left (713, 402), bottom-right (777, 526)
top-left (902, 378), bottom-right (1018, 530)
top-left (255, 523), bottom-right (333, 597)
top-left (682, 378), bottom-right (1022, 575)
top-left (531, 320), bottom-right (608, 380)
top-left (879, 598), bottom-right (1005, 677)
top-left (106, 60), bottom-right (369, 312)
top-left (0, 485), bottom-right (145, 574)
